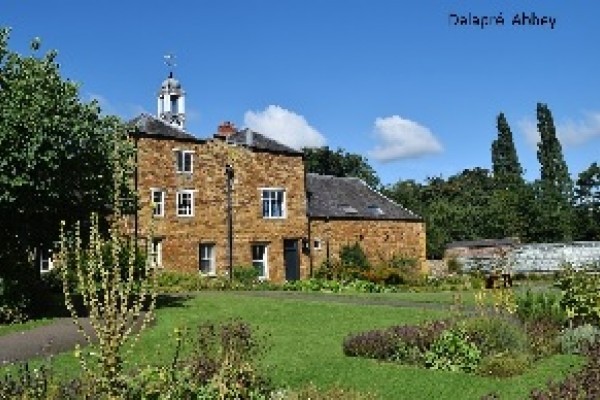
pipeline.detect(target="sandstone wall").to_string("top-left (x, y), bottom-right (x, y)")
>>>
top-left (135, 136), bottom-right (309, 281)
top-left (309, 218), bottom-right (427, 274)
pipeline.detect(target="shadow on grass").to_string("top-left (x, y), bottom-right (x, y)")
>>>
top-left (26, 292), bottom-right (194, 321)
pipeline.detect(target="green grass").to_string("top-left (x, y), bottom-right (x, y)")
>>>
top-left (0, 318), bottom-right (55, 336)
top-left (1, 291), bottom-right (581, 399)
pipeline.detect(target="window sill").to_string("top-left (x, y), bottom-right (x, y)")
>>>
top-left (262, 216), bottom-right (286, 220)
top-left (176, 214), bottom-right (194, 218)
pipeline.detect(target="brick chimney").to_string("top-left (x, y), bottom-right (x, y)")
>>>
top-left (214, 121), bottom-right (236, 139)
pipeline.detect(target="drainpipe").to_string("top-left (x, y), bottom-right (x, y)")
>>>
top-left (134, 135), bottom-right (139, 254)
top-left (225, 164), bottom-right (234, 281)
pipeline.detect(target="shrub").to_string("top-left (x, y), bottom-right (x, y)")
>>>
top-left (555, 264), bottom-right (600, 326)
top-left (476, 352), bottom-right (531, 378)
top-left (340, 242), bottom-right (369, 270)
top-left (460, 316), bottom-right (529, 357)
top-left (233, 265), bottom-right (261, 285)
top-left (343, 329), bottom-right (398, 360)
top-left (525, 318), bottom-right (561, 360)
top-left (424, 329), bottom-right (481, 373)
top-left (390, 319), bottom-right (455, 352)
top-left (529, 340), bottom-right (600, 399)
top-left (447, 257), bottom-right (463, 274)
top-left (560, 324), bottom-right (600, 355)
top-left (516, 288), bottom-right (566, 327)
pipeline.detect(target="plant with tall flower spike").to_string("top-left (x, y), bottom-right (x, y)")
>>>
top-left (54, 133), bottom-right (157, 398)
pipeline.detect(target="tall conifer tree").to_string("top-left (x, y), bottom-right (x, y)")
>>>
top-left (491, 113), bottom-right (523, 186)
top-left (535, 103), bottom-right (574, 241)
top-left (489, 113), bottom-right (527, 240)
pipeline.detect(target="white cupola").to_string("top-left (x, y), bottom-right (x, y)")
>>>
top-left (157, 71), bottom-right (186, 129)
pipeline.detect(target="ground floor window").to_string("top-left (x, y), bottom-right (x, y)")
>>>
top-left (251, 244), bottom-right (268, 279)
top-left (199, 243), bottom-right (216, 275)
top-left (40, 248), bottom-right (54, 273)
top-left (151, 238), bottom-right (163, 268)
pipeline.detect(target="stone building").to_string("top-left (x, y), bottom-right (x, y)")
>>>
top-left (123, 72), bottom-right (426, 281)
top-left (306, 174), bottom-right (427, 274)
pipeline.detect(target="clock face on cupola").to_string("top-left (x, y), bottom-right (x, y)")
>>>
top-left (157, 54), bottom-right (186, 130)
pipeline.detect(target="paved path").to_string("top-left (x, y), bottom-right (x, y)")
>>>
top-left (0, 291), bottom-right (458, 366)
top-left (0, 318), bottom-right (96, 365)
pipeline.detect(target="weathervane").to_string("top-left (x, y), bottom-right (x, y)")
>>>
top-left (164, 53), bottom-right (177, 77)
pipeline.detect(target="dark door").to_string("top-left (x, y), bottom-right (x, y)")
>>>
top-left (283, 239), bottom-right (300, 281)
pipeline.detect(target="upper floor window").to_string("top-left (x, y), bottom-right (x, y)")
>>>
top-left (151, 189), bottom-right (165, 217)
top-left (261, 189), bottom-right (285, 218)
top-left (177, 190), bottom-right (194, 217)
top-left (175, 150), bottom-right (193, 174)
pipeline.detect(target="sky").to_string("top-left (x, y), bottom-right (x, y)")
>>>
top-left (2, 1), bottom-right (599, 186)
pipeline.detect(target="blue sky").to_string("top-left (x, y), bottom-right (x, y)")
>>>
top-left (3, 1), bottom-right (599, 186)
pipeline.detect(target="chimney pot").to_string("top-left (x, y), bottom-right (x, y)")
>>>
top-left (215, 121), bottom-right (236, 139)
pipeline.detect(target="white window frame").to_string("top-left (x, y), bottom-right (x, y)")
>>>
top-left (150, 238), bottom-right (163, 268)
top-left (313, 238), bottom-right (322, 251)
top-left (39, 249), bottom-right (54, 273)
top-left (151, 188), bottom-right (165, 217)
top-left (176, 190), bottom-right (195, 217)
top-left (251, 244), bottom-right (269, 280)
top-left (260, 188), bottom-right (286, 219)
top-left (199, 243), bottom-right (216, 276)
top-left (174, 149), bottom-right (194, 174)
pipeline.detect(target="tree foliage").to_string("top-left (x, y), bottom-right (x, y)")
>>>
top-left (303, 146), bottom-right (381, 189)
top-left (535, 103), bottom-right (574, 242)
top-left (0, 28), bottom-right (132, 315)
top-left (574, 162), bottom-right (600, 240)
top-left (491, 112), bottom-right (523, 187)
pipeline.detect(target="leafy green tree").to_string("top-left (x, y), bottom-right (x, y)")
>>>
top-left (303, 146), bottom-right (381, 189)
top-left (574, 162), bottom-right (600, 240)
top-left (0, 28), bottom-right (131, 315)
top-left (382, 179), bottom-right (423, 217)
top-left (535, 103), bottom-right (574, 241)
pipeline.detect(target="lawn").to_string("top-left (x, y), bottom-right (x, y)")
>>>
top-left (0, 318), bottom-right (55, 336)
top-left (4, 290), bottom-right (581, 399)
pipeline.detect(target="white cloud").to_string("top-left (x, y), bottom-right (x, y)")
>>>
top-left (243, 105), bottom-right (326, 149)
top-left (519, 111), bottom-right (600, 148)
top-left (368, 115), bottom-right (443, 162)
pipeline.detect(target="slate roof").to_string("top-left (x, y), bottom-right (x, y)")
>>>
top-left (225, 128), bottom-right (303, 156)
top-left (128, 114), bottom-right (203, 143)
top-left (446, 238), bottom-right (519, 249)
top-left (306, 173), bottom-right (422, 221)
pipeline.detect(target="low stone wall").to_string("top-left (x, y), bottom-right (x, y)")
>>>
top-left (455, 241), bottom-right (600, 273)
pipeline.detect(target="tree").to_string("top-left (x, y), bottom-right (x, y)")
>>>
top-left (0, 28), bottom-right (131, 316)
top-left (535, 103), bottom-right (574, 241)
top-left (491, 112), bottom-right (524, 187)
top-left (303, 146), bottom-right (381, 189)
top-left (489, 113), bottom-right (528, 240)
top-left (574, 162), bottom-right (600, 240)
top-left (383, 179), bottom-right (423, 217)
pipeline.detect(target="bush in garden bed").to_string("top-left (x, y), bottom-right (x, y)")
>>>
top-left (459, 315), bottom-right (529, 357)
top-left (343, 309), bottom-right (565, 378)
top-left (476, 352), bottom-right (531, 378)
top-left (559, 324), bottom-right (600, 355)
